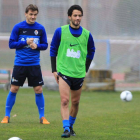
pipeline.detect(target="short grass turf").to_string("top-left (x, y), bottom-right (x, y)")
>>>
top-left (0, 88), bottom-right (140, 140)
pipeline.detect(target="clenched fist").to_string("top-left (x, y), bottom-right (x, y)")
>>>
top-left (30, 43), bottom-right (37, 49)
top-left (27, 38), bottom-right (34, 45)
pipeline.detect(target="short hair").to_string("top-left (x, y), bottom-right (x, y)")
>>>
top-left (67, 5), bottom-right (83, 16)
top-left (25, 4), bottom-right (39, 13)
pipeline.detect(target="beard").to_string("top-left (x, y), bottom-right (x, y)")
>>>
top-left (71, 20), bottom-right (80, 27)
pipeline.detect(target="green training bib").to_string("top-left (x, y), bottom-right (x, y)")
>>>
top-left (57, 25), bottom-right (89, 78)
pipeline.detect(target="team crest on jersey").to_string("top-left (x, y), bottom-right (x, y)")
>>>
top-left (34, 30), bottom-right (38, 35)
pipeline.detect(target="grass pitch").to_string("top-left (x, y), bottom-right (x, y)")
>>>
top-left (0, 88), bottom-right (140, 140)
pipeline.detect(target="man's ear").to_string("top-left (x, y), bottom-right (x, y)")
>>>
top-left (68, 16), bottom-right (71, 20)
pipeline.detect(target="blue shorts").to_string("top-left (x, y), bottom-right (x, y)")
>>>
top-left (58, 72), bottom-right (84, 90)
top-left (11, 65), bottom-right (44, 87)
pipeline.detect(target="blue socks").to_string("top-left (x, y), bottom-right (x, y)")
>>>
top-left (35, 93), bottom-right (45, 119)
top-left (5, 92), bottom-right (45, 119)
top-left (5, 91), bottom-right (17, 117)
top-left (69, 116), bottom-right (76, 128)
top-left (62, 116), bottom-right (76, 131)
top-left (63, 120), bottom-right (70, 132)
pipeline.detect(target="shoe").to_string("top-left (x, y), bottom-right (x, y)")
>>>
top-left (1, 116), bottom-right (10, 123)
top-left (40, 117), bottom-right (50, 124)
top-left (70, 127), bottom-right (76, 136)
top-left (61, 130), bottom-right (70, 138)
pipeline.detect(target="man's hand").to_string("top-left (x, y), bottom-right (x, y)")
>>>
top-left (30, 43), bottom-right (37, 49)
top-left (53, 72), bottom-right (59, 84)
top-left (27, 38), bottom-right (34, 45)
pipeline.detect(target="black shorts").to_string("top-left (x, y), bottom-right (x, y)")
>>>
top-left (11, 65), bottom-right (44, 87)
top-left (58, 72), bottom-right (84, 90)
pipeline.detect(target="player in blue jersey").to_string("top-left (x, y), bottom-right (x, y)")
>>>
top-left (1, 4), bottom-right (50, 124)
top-left (50, 5), bottom-right (95, 138)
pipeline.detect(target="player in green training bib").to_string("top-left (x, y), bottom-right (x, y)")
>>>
top-left (50, 5), bottom-right (95, 138)
top-left (57, 24), bottom-right (89, 78)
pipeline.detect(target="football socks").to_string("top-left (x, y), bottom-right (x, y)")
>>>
top-left (63, 120), bottom-right (70, 132)
top-left (5, 91), bottom-right (17, 117)
top-left (69, 116), bottom-right (76, 128)
top-left (35, 93), bottom-right (45, 119)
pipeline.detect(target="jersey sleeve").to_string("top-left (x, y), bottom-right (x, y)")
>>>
top-left (9, 24), bottom-right (27, 49)
top-left (86, 32), bottom-right (95, 72)
top-left (50, 27), bottom-right (61, 72)
top-left (50, 27), bottom-right (61, 57)
top-left (87, 32), bottom-right (95, 60)
top-left (37, 26), bottom-right (48, 50)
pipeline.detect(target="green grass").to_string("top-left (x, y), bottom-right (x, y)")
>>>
top-left (0, 88), bottom-right (140, 140)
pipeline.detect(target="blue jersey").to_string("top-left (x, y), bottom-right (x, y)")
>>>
top-left (50, 25), bottom-right (95, 60)
top-left (9, 20), bottom-right (48, 66)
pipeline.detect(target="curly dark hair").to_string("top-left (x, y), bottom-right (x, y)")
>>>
top-left (67, 5), bottom-right (83, 16)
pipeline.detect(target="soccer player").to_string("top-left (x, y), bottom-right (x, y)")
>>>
top-left (50, 5), bottom-right (95, 138)
top-left (1, 4), bottom-right (50, 124)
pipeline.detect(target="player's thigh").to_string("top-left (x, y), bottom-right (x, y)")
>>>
top-left (11, 66), bottom-right (27, 86)
top-left (70, 77), bottom-right (84, 102)
top-left (59, 77), bottom-right (70, 99)
top-left (71, 87), bottom-right (82, 102)
top-left (27, 65), bottom-right (44, 87)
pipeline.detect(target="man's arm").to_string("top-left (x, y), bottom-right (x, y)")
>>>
top-left (50, 27), bottom-right (61, 83)
top-left (51, 56), bottom-right (57, 83)
top-left (50, 27), bottom-right (61, 72)
top-left (86, 58), bottom-right (92, 72)
top-left (51, 57), bottom-right (57, 72)
top-left (9, 25), bottom-right (27, 49)
top-left (86, 32), bottom-right (95, 72)
top-left (36, 26), bottom-right (48, 50)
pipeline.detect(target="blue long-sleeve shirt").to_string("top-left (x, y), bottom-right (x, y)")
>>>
top-left (9, 20), bottom-right (48, 66)
top-left (50, 25), bottom-right (95, 60)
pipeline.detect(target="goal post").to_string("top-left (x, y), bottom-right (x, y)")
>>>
top-left (95, 39), bottom-right (111, 69)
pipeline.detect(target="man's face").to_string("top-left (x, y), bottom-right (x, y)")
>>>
top-left (25, 10), bottom-right (38, 24)
top-left (68, 10), bottom-right (82, 28)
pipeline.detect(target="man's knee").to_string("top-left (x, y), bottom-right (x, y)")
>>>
top-left (34, 86), bottom-right (43, 93)
top-left (61, 98), bottom-right (69, 107)
top-left (72, 100), bottom-right (80, 107)
top-left (10, 85), bottom-right (19, 93)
